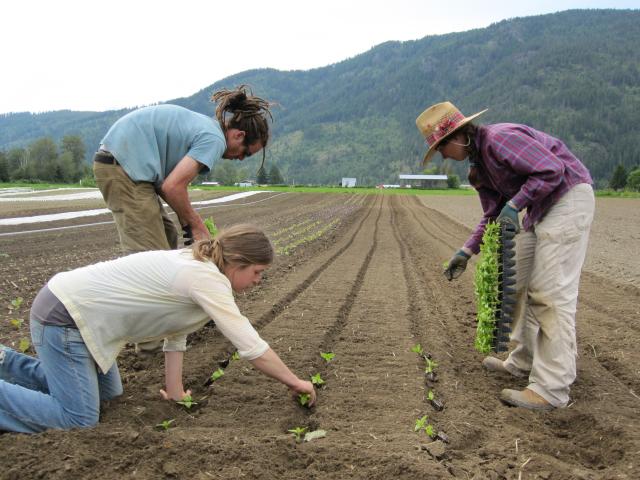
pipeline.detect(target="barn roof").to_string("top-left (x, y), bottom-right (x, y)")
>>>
top-left (399, 174), bottom-right (448, 180)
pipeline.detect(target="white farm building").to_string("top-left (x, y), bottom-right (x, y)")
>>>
top-left (399, 174), bottom-right (448, 189)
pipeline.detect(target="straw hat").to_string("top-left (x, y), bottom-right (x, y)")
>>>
top-left (416, 102), bottom-right (487, 165)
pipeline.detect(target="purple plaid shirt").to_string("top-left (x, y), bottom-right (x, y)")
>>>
top-left (463, 123), bottom-right (592, 254)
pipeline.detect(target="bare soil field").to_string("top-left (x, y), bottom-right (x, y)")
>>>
top-left (0, 191), bottom-right (638, 480)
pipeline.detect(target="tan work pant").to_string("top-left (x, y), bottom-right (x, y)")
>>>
top-left (504, 183), bottom-right (595, 407)
top-left (94, 159), bottom-right (180, 352)
top-left (94, 161), bottom-right (178, 253)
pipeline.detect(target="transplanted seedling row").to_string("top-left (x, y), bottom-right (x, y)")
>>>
top-left (289, 351), bottom-right (335, 444)
top-left (411, 344), bottom-right (448, 444)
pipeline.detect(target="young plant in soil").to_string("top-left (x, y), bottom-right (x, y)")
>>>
top-left (18, 338), bottom-right (30, 353)
top-left (424, 357), bottom-right (438, 382)
top-left (427, 390), bottom-right (444, 411)
top-left (414, 415), bottom-right (428, 432)
top-left (288, 426), bottom-right (307, 442)
top-left (156, 419), bottom-right (175, 431)
top-left (320, 352), bottom-right (335, 363)
top-left (209, 368), bottom-right (225, 383)
top-left (415, 415), bottom-right (440, 440)
top-left (9, 318), bottom-right (23, 329)
top-left (411, 343), bottom-right (424, 355)
top-left (474, 221), bottom-right (501, 354)
top-left (311, 373), bottom-right (325, 386)
top-left (177, 394), bottom-right (197, 409)
top-left (10, 297), bottom-right (23, 310)
top-left (298, 393), bottom-right (311, 407)
top-left (425, 423), bottom-right (436, 439)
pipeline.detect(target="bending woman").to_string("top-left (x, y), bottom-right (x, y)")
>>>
top-left (0, 224), bottom-right (316, 433)
top-left (416, 102), bottom-right (594, 411)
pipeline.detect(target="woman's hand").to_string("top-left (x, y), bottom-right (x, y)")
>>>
top-left (159, 388), bottom-right (192, 402)
top-left (290, 379), bottom-right (317, 407)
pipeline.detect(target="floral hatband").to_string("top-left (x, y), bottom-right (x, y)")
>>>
top-left (425, 111), bottom-right (466, 147)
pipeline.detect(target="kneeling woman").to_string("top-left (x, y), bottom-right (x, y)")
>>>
top-left (0, 224), bottom-right (315, 433)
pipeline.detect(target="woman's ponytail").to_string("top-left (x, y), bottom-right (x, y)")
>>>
top-left (192, 224), bottom-right (273, 272)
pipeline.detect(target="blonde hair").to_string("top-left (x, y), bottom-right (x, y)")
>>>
top-left (192, 224), bottom-right (274, 272)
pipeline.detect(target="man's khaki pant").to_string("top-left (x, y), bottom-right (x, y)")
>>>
top-left (504, 183), bottom-right (595, 407)
top-left (94, 158), bottom-right (179, 353)
top-left (94, 160), bottom-right (178, 253)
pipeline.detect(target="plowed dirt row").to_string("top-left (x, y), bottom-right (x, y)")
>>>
top-left (0, 192), bottom-right (638, 480)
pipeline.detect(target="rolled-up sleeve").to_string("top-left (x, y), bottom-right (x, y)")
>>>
top-left (163, 334), bottom-right (188, 352)
top-left (189, 278), bottom-right (269, 360)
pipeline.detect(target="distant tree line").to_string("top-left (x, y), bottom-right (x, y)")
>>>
top-left (207, 161), bottom-right (285, 186)
top-left (609, 163), bottom-right (640, 192)
top-left (0, 133), bottom-right (288, 188)
top-left (0, 135), bottom-right (89, 183)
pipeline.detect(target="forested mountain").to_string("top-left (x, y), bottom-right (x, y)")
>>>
top-left (1, 9), bottom-right (639, 186)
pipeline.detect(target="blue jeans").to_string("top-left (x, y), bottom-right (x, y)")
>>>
top-left (0, 319), bottom-right (122, 433)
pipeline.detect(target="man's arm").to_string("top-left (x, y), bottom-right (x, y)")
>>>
top-left (159, 155), bottom-right (210, 242)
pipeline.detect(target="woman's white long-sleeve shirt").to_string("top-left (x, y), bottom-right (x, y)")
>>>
top-left (48, 249), bottom-right (269, 373)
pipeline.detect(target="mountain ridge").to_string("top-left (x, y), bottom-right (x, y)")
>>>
top-left (1, 9), bottom-right (638, 186)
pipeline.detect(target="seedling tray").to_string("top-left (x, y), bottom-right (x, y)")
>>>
top-left (474, 221), bottom-right (517, 354)
top-left (492, 223), bottom-right (517, 353)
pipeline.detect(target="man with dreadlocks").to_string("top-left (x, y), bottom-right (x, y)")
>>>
top-left (94, 85), bottom-right (273, 253)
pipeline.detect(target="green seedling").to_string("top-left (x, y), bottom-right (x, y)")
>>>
top-left (156, 419), bottom-right (175, 431)
top-left (176, 394), bottom-right (197, 409)
top-left (18, 338), bottom-right (30, 353)
top-left (298, 393), bottom-right (311, 407)
top-left (9, 318), bottom-right (23, 329)
top-left (474, 222), bottom-right (501, 354)
top-left (288, 426), bottom-right (307, 442)
top-left (311, 373), bottom-right (325, 386)
top-left (425, 424), bottom-right (436, 438)
top-left (414, 415), bottom-right (428, 432)
top-left (231, 351), bottom-right (240, 361)
top-left (410, 344), bottom-right (424, 355)
top-left (204, 217), bottom-right (218, 237)
top-left (424, 358), bottom-right (438, 374)
top-left (427, 389), bottom-right (445, 411)
top-left (320, 352), bottom-right (335, 363)
top-left (209, 368), bottom-right (225, 383)
top-left (10, 297), bottom-right (23, 310)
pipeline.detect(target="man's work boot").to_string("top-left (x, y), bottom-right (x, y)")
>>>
top-left (500, 388), bottom-right (555, 411)
top-left (482, 357), bottom-right (527, 378)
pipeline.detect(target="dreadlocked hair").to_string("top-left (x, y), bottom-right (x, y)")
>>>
top-left (211, 85), bottom-right (274, 167)
top-left (192, 224), bottom-right (274, 273)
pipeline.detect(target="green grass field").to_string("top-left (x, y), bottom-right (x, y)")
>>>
top-left (1, 182), bottom-right (638, 198)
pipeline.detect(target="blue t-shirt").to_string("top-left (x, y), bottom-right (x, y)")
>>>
top-left (100, 104), bottom-right (226, 185)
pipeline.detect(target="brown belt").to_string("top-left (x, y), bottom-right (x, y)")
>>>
top-left (94, 151), bottom-right (119, 165)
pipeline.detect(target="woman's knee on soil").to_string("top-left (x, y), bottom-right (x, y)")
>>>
top-left (100, 384), bottom-right (123, 402)
top-left (62, 408), bottom-right (100, 430)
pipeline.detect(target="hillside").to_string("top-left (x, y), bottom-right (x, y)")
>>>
top-left (1, 9), bottom-right (639, 186)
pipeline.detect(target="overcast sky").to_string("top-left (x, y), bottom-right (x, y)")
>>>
top-left (0, 0), bottom-right (637, 114)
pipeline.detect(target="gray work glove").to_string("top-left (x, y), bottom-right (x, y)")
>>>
top-left (497, 201), bottom-right (520, 233)
top-left (444, 249), bottom-right (471, 281)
